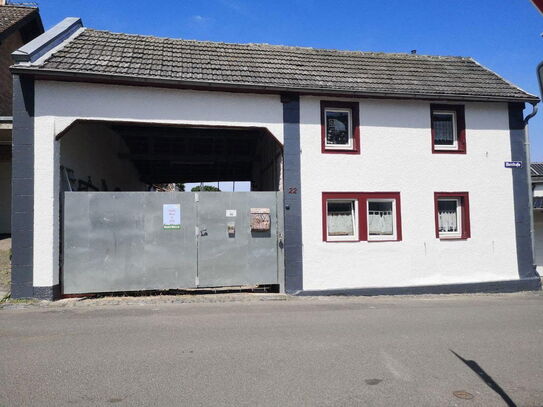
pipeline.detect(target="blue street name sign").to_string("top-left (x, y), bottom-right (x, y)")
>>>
top-left (504, 161), bottom-right (523, 168)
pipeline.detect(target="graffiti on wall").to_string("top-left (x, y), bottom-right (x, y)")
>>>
top-left (61, 166), bottom-right (121, 192)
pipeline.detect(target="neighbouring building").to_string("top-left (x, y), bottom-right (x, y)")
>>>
top-left (532, 163), bottom-right (543, 273)
top-left (9, 17), bottom-right (541, 299)
top-left (0, 2), bottom-right (43, 235)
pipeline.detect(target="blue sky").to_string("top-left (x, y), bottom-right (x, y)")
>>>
top-left (37, 0), bottom-right (543, 162)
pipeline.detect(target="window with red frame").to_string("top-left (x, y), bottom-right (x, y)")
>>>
top-left (322, 192), bottom-right (402, 242)
top-left (431, 104), bottom-right (466, 153)
top-left (434, 192), bottom-right (471, 239)
top-left (321, 101), bottom-right (360, 154)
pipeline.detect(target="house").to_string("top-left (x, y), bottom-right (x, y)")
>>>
top-left (533, 163), bottom-right (543, 272)
top-left (9, 17), bottom-right (541, 300)
top-left (0, 2), bottom-right (43, 235)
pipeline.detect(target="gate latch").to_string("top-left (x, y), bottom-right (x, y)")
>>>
top-left (200, 227), bottom-right (208, 236)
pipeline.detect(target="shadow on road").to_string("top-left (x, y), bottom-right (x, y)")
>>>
top-left (450, 349), bottom-right (516, 407)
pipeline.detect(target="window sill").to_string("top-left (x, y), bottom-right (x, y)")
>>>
top-left (432, 149), bottom-right (466, 154)
top-left (322, 148), bottom-right (360, 155)
top-left (367, 239), bottom-right (401, 243)
top-left (438, 236), bottom-right (468, 240)
top-left (324, 239), bottom-right (360, 243)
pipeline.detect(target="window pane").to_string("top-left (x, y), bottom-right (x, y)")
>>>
top-left (326, 110), bottom-right (350, 145)
top-left (438, 200), bottom-right (458, 232)
top-left (327, 201), bottom-right (355, 236)
top-left (433, 113), bottom-right (454, 145)
top-left (368, 201), bottom-right (393, 235)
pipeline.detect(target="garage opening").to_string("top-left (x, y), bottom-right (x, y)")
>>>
top-left (58, 120), bottom-right (284, 295)
top-left (59, 121), bottom-right (283, 193)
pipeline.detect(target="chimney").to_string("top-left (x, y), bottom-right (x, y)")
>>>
top-left (0, 0), bottom-right (5, 5)
top-left (411, 50), bottom-right (417, 54)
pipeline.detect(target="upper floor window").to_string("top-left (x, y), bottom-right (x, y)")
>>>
top-left (431, 104), bottom-right (466, 154)
top-left (321, 101), bottom-right (360, 154)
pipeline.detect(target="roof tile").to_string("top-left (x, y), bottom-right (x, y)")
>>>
top-left (0, 5), bottom-right (36, 35)
top-left (31, 29), bottom-right (539, 102)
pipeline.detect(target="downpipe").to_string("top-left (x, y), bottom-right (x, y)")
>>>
top-left (523, 102), bottom-right (538, 276)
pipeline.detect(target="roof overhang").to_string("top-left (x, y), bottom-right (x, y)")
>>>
top-left (10, 65), bottom-right (541, 104)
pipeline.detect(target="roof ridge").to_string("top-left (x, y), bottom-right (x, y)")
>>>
top-left (84, 28), bottom-right (472, 61)
top-left (0, 4), bottom-right (37, 9)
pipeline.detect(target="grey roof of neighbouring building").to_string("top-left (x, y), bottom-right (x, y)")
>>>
top-left (0, 5), bottom-right (39, 39)
top-left (532, 163), bottom-right (543, 180)
top-left (12, 28), bottom-right (539, 102)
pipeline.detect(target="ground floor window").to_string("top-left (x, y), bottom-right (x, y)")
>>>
top-left (434, 192), bottom-right (470, 239)
top-left (367, 199), bottom-right (397, 241)
top-left (322, 192), bottom-right (402, 242)
top-left (326, 200), bottom-right (358, 241)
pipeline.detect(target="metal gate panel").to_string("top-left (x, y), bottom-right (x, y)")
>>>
top-left (63, 192), bottom-right (197, 294)
top-left (197, 192), bottom-right (279, 287)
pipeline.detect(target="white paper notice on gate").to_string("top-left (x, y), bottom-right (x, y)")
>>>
top-left (163, 204), bottom-right (181, 229)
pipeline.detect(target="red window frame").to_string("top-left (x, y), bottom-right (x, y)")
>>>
top-left (322, 192), bottom-right (402, 242)
top-left (321, 101), bottom-right (360, 154)
top-left (434, 192), bottom-right (471, 239)
top-left (430, 104), bottom-right (466, 154)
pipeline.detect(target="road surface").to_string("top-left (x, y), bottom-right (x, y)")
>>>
top-left (1, 293), bottom-right (542, 406)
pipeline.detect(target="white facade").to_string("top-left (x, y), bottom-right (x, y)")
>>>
top-left (33, 80), bottom-right (524, 291)
top-left (535, 184), bottom-right (543, 273)
top-left (300, 97), bottom-right (518, 290)
top-left (33, 81), bottom-right (284, 288)
top-left (535, 211), bottom-right (543, 273)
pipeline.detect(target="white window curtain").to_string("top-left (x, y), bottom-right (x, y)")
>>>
top-left (368, 210), bottom-right (393, 235)
top-left (368, 201), bottom-right (393, 235)
top-left (327, 202), bottom-right (354, 236)
top-left (438, 201), bottom-right (458, 232)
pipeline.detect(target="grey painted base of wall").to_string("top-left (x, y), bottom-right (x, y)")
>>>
top-left (297, 278), bottom-right (542, 297)
top-left (33, 285), bottom-right (60, 301)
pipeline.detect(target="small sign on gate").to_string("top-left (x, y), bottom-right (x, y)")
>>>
top-left (163, 204), bottom-right (181, 229)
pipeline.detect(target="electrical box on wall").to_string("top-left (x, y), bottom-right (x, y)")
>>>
top-left (250, 208), bottom-right (271, 231)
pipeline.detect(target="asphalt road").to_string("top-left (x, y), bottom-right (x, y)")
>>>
top-left (1, 293), bottom-right (543, 406)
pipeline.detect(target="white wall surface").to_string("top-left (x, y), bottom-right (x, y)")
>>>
top-left (60, 123), bottom-right (145, 192)
top-left (535, 211), bottom-right (543, 272)
top-left (534, 184), bottom-right (543, 197)
top-left (33, 81), bottom-right (284, 287)
top-left (0, 160), bottom-right (11, 234)
top-left (300, 97), bottom-right (520, 290)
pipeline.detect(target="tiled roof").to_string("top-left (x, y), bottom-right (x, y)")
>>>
top-left (532, 162), bottom-right (543, 177)
top-left (0, 5), bottom-right (36, 35)
top-left (26, 29), bottom-right (539, 102)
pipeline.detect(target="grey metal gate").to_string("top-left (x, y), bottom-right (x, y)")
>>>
top-left (62, 191), bottom-right (281, 294)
